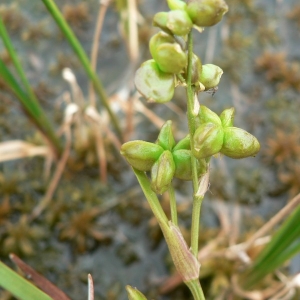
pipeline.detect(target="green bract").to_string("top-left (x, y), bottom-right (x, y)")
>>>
top-left (151, 150), bottom-right (175, 194)
top-left (198, 105), bottom-right (221, 125)
top-left (221, 127), bottom-right (260, 159)
top-left (220, 107), bottom-right (235, 128)
top-left (134, 59), bottom-right (175, 103)
top-left (199, 64), bottom-right (223, 89)
top-left (186, 0), bottom-right (229, 27)
top-left (167, 0), bottom-right (187, 10)
top-left (120, 140), bottom-right (164, 171)
top-left (193, 123), bottom-right (224, 159)
top-left (126, 286), bottom-right (147, 300)
top-left (156, 120), bottom-right (176, 151)
top-left (173, 149), bottom-right (206, 180)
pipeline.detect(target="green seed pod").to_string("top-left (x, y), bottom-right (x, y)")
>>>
top-left (156, 120), bottom-right (176, 151)
top-left (153, 10), bottom-right (192, 36)
top-left (126, 286), bottom-right (147, 300)
top-left (221, 127), bottom-right (260, 159)
top-left (149, 32), bottom-right (176, 56)
top-left (173, 134), bottom-right (191, 151)
top-left (193, 123), bottom-right (224, 159)
top-left (183, 53), bottom-right (202, 83)
top-left (153, 42), bottom-right (187, 74)
top-left (220, 107), bottom-right (235, 128)
top-left (120, 140), bottom-right (164, 171)
top-left (153, 12), bottom-right (173, 36)
top-left (198, 105), bottom-right (221, 126)
top-left (134, 59), bottom-right (175, 103)
top-left (167, 10), bottom-right (193, 36)
top-left (199, 64), bottom-right (223, 89)
top-left (186, 0), bottom-right (229, 27)
top-left (173, 149), bottom-right (207, 180)
top-left (151, 150), bottom-right (175, 194)
top-left (167, 0), bottom-right (187, 10)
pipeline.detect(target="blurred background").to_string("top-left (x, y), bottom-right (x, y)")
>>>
top-left (0, 0), bottom-right (300, 299)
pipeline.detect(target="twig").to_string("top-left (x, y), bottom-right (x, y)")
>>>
top-left (29, 106), bottom-right (76, 221)
top-left (89, 0), bottom-right (111, 107)
top-left (88, 274), bottom-right (94, 300)
top-left (127, 0), bottom-right (139, 63)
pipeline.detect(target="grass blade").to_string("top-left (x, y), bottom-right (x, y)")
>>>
top-left (0, 59), bottom-right (62, 155)
top-left (0, 16), bottom-right (35, 100)
top-left (41, 0), bottom-right (123, 140)
top-left (242, 204), bottom-right (300, 288)
top-left (0, 261), bottom-right (52, 300)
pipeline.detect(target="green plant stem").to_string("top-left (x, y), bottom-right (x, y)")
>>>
top-left (132, 168), bottom-right (169, 228)
top-left (41, 0), bottom-right (123, 140)
top-left (185, 279), bottom-right (206, 300)
top-left (186, 31), bottom-right (203, 257)
top-left (0, 261), bottom-right (52, 300)
top-left (169, 184), bottom-right (178, 226)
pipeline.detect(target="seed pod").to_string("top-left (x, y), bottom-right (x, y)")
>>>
top-left (126, 286), bottom-right (147, 300)
top-left (153, 10), bottom-right (192, 36)
top-left (156, 120), bottom-right (176, 151)
top-left (167, 0), bottom-right (187, 10)
top-left (183, 53), bottom-right (202, 83)
top-left (198, 105), bottom-right (221, 126)
top-left (151, 150), bottom-right (175, 194)
top-left (186, 0), bottom-right (229, 27)
top-left (199, 64), bottom-right (223, 89)
top-left (220, 107), bottom-right (235, 128)
top-left (120, 140), bottom-right (164, 171)
top-left (149, 32), bottom-right (175, 56)
top-left (153, 12), bottom-right (173, 36)
top-left (153, 42), bottom-right (187, 74)
top-left (167, 10), bottom-right (193, 36)
top-left (173, 149), bottom-right (207, 180)
top-left (193, 123), bottom-right (224, 159)
top-left (173, 134), bottom-right (191, 151)
top-left (221, 127), bottom-right (260, 159)
top-left (134, 59), bottom-right (175, 103)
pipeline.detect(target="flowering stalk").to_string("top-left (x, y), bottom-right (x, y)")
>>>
top-left (121, 1), bottom-right (261, 299)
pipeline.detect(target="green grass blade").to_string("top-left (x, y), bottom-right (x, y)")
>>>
top-left (0, 16), bottom-right (35, 100)
top-left (0, 261), bottom-right (52, 300)
top-left (41, 0), bottom-right (123, 140)
top-left (0, 59), bottom-right (62, 154)
top-left (242, 204), bottom-right (300, 288)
